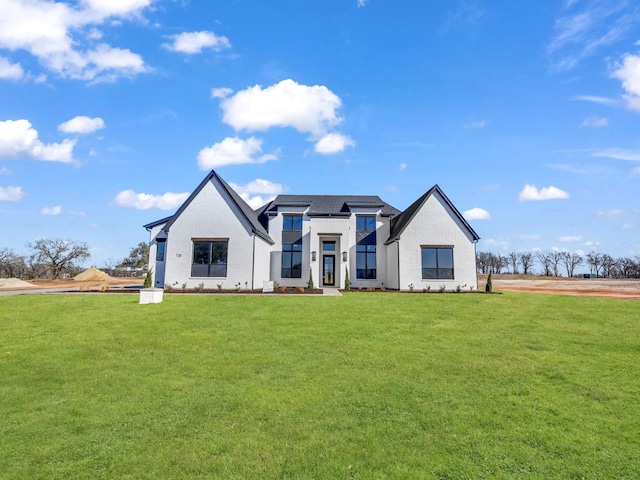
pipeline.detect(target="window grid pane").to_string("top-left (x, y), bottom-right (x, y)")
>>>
top-left (191, 241), bottom-right (228, 277)
top-left (421, 247), bottom-right (453, 280)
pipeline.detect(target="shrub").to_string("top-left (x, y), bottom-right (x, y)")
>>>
top-left (486, 270), bottom-right (493, 293)
top-left (143, 269), bottom-right (153, 288)
top-left (307, 270), bottom-right (314, 289)
top-left (344, 267), bottom-right (351, 290)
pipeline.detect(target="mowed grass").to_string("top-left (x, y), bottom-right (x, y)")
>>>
top-left (1, 293), bottom-right (639, 479)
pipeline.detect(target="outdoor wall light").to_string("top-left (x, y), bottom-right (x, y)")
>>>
top-left (342, 251), bottom-right (347, 262)
top-left (312, 251), bottom-right (316, 262)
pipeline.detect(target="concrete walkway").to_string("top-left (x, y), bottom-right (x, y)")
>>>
top-left (322, 287), bottom-right (342, 296)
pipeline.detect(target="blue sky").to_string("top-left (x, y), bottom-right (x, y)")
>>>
top-left (1, 0), bottom-right (639, 268)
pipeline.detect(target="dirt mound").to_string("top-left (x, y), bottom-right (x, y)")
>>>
top-left (0, 278), bottom-right (36, 289)
top-left (74, 267), bottom-right (115, 282)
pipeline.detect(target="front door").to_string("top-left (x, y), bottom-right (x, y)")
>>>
top-left (323, 255), bottom-right (335, 286)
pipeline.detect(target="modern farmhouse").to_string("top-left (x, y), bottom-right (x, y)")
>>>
top-left (144, 170), bottom-right (480, 291)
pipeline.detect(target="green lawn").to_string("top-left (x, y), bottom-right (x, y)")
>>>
top-left (1, 292), bottom-right (639, 479)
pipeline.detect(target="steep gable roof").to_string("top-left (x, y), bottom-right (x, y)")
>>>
top-left (147, 170), bottom-right (274, 245)
top-left (385, 185), bottom-right (480, 245)
top-left (263, 195), bottom-right (401, 217)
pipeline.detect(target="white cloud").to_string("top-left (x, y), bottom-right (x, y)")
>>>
top-left (611, 51), bottom-right (640, 111)
top-left (519, 234), bottom-right (541, 241)
top-left (0, 166), bottom-right (11, 175)
top-left (41, 205), bottom-right (62, 215)
top-left (632, 166), bottom-right (640, 175)
top-left (163, 31), bottom-right (231, 54)
top-left (197, 136), bottom-right (278, 170)
top-left (0, 119), bottom-right (76, 163)
top-left (399, 163), bottom-right (407, 171)
top-left (596, 209), bottom-right (625, 218)
top-left (484, 238), bottom-right (510, 250)
top-left (0, 0), bottom-right (152, 82)
top-left (358, 0), bottom-right (366, 7)
top-left (593, 148), bottom-right (640, 161)
top-left (211, 87), bottom-right (233, 99)
top-left (229, 178), bottom-right (286, 196)
top-left (559, 235), bottom-right (582, 242)
top-left (228, 178), bottom-right (286, 210)
top-left (58, 116), bottom-right (105, 134)
top-left (0, 56), bottom-right (24, 80)
top-left (464, 120), bottom-right (487, 129)
top-left (547, 2), bottom-right (639, 71)
top-left (0, 185), bottom-right (24, 201)
top-left (112, 190), bottom-right (189, 210)
top-left (572, 95), bottom-right (619, 106)
top-left (518, 184), bottom-right (570, 201)
top-left (463, 207), bottom-right (491, 220)
top-left (220, 79), bottom-right (343, 137)
top-left (584, 240), bottom-right (601, 247)
top-left (580, 115), bottom-right (607, 127)
top-left (622, 223), bottom-right (636, 230)
top-left (80, 0), bottom-right (152, 17)
top-left (314, 133), bottom-right (355, 155)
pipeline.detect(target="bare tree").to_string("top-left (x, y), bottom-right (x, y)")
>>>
top-left (519, 252), bottom-right (534, 275)
top-left (490, 253), bottom-right (507, 274)
top-left (550, 250), bottom-right (563, 277)
top-left (535, 250), bottom-right (553, 276)
top-left (476, 251), bottom-right (491, 274)
top-left (586, 251), bottom-right (603, 277)
top-left (28, 239), bottom-right (90, 279)
top-left (507, 251), bottom-right (520, 274)
top-left (0, 248), bottom-right (27, 278)
top-left (560, 251), bottom-right (583, 277)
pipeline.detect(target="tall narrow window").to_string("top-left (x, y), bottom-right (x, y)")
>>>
top-left (356, 215), bottom-right (376, 279)
top-left (156, 239), bottom-right (166, 262)
top-left (282, 214), bottom-right (303, 278)
top-left (421, 247), bottom-right (454, 279)
top-left (191, 240), bottom-right (228, 277)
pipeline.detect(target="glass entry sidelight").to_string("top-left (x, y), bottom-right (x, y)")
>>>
top-left (323, 255), bottom-right (335, 286)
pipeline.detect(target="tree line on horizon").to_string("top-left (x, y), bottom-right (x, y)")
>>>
top-left (477, 250), bottom-right (640, 279)
top-left (0, 240), bottom-right (149, 280)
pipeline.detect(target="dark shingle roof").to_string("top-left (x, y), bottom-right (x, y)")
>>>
top-left (263, 195), bottom-right (401, 217)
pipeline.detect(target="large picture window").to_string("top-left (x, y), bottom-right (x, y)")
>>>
top-left (356, 215), bottom-right (376, 279)
top-left (191, 240), bottom-right (228, 277)
top-left (421, 247), bottom-right (454, 280)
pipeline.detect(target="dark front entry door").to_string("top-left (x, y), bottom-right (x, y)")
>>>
top-left (323, 255), bottom-right (335, 286)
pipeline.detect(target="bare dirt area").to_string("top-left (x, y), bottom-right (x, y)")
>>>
top-left (0, 277), bottom-right (141, 292)
top-left (479, 274), bottom-right (640, 300)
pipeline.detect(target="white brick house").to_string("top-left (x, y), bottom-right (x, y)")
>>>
top-left (145, 170), bottom-right (480, 291)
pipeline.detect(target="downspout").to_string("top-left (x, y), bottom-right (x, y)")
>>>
top-left (251, 235), bottom-right (256, 290)
top-left (397, 241), bottom-right (401, 291)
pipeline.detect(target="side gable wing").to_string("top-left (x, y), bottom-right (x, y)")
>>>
top-left (158, 170), bottom-right (274, 245)
top-left (385, 185), bottom-right (480, 244)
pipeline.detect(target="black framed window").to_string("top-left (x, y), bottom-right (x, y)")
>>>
top-left (156, 239), bottom-right (166, 262)
top-left (356, 215), bottom-right (376, 279)
top-left (322, 241), bottom-right (336, 251)
top-left (281, 215), bottom-right (303, 278)
top-left (191, 240), bottom-right (228, 277)
top-left (421, 247), bottom-right (454, 279)
top-left (283, 215), bottom-right (302, 231)
top-left (281, 240), bottom-right (302, 278)
top-left (356, 244), bottom-right (376, 279)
